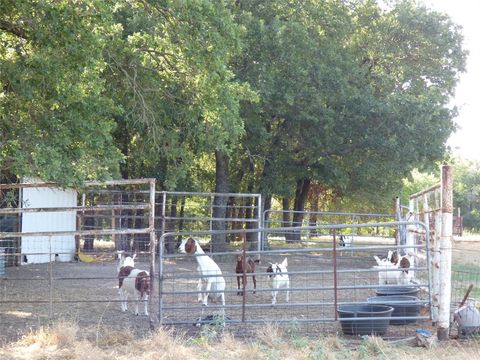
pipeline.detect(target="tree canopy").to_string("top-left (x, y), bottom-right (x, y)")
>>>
top-left (0, 0), bottom-right (468, 222)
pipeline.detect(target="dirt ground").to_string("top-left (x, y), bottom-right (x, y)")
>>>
top-left (0, 246), bottom-right (436, 344)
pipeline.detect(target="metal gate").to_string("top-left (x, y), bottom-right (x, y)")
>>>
top-left (158, 221), bottom-right (432, 337)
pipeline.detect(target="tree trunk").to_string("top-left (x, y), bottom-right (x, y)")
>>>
top-left (245, 172), bottom-right (258, 246)
top-left (115, 193), bottom-right (131, 251)
top-left (176, 197), bottom-right (185, 245)
top-left (261, 194), bottom-right (272, 249)
top-left (211, 150), bottom-right (229, 252)
top-left (231, 198), bottom-right (245, 242)
top-left (82, 209), bottom-right (95, 251)
top-left (226, 197), bottom-right (236, 243)
top-left (282, 197), bottom-right (291, 241)
top-left (154, 193), bottom-right (163, 254)
top-left (165, 197), bottom-right (177, 254)
top-left (290, 178), bottom-right (311, 243)
top-left (310, 190), bottom-right (319, 236)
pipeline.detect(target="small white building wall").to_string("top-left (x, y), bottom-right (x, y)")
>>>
top-left (21, 185), bottom-right (77, 264)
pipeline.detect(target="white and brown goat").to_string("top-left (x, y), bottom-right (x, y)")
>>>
top-left (117, 251), bottom-right (151, 316)
top-left (235, 255), bottom-right (260, 295)
top-left (266, 257), bottom-right (290, 305)
top-left (178, 237), bottom-right (226, 308)
top-left (373, 250), bottom-right (414, 285)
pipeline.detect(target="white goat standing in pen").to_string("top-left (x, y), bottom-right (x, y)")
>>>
top-left (116, 251), bottom-right (151, 316)
top-left (373, 250), bottom-right (414, 285)
top-left (266, 257), bottom-right (290, 305)
top-left (177, 237), bottom-right (226, 308)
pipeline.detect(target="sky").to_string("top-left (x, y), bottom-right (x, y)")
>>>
top-left (423, 0), bottom-right (480, 161)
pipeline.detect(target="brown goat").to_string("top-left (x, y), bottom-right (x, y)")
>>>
top-left (235, 255), bottom-right (260, 295)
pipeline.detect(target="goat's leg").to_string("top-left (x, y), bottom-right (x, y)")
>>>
top-left (122, 289), bottom-right (129, 312)
top-left (197, 278), bottom-right (203, 303)
top-left (203, 280), bottom-right (212, 306)
top-left (271, 289), bottom-right (277, 305)
top-left (252, 275), bottom-right (257, 294)
top-left (134, 293), bottom-right (140, 316)
top-left (119, 288), bottom-right (126, 312)
top-left (143, 294), bottom-right (149, 316)
top-left (237, 275), bottom-right (241, 296)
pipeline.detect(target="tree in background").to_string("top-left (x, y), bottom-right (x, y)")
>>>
top-left (398, 159), bottom-right (480, 233)
top-left (452, 159), bottom-right (480, 232)
top-left (0, 0), bottom-right (122, 186)
top-left (102, 0), bottom-right (254, 251)
top-left (232, 0), bottom-right (466, 238)
top-left (0, 0), bottom-right (470, 249)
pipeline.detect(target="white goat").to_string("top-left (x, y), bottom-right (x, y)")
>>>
top-left (373, 250), bottom-right (401, 285)
top-left (339, 235), bottom-right (353, 256)
top-left (339, 235), bottom-right (353, 248)
top-left (178, 237), bottom-right (226, 307)
top-left (266, 257), bottom-right (290, 305)
top-left (373, 250), bottom-right (414, 285)
top-left (117, 251), bottom-right (151, 316)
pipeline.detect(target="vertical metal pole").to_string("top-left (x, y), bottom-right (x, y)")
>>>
top-left (159, 191), bottom-right (166, 324)
top-left (241, 231), bottom-right (247, 323)
top-left (394, 197), bottom-right (401, 246)
top-left (432, 206), bottom-right (442, 324)
top-left (438, 165), bottom-right (453, 340)
top-left (111, 208), bottom-right (116, 248)
top-left (17, 186), bottom-right (23, 266)
top-left (423, 221), bottom-right (434, 324)
top-left (210, 195), bottom-right (214, 253)
top-left (148, 180), bottom-right (156, 330)
top-left (257, 194), bottom-right (262, 254)
top-left (161, 192), bottom-right (166, 250)
top-left (49, 235), bottom-right (53, 319)
top-left (332, 230), bottom-right (338, 321)
top-left (406, 199), bottom-right (415, 256)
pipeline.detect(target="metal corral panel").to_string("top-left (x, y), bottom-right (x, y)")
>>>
top-left (21, 185), bottom-right (77, 264)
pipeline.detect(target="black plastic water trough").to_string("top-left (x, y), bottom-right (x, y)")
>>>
top-left (337, 304), bottom-right (394, 336)
top-left (375, 285), bottom-right (420, 297)
top-left (367, 295), bottom-right (421, 325)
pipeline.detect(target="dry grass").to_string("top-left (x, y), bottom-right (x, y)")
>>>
top-left (2, 321), bottom-right (480, 360)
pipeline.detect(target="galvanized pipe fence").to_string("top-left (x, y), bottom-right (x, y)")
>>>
top-left (0, 180), bottom-right (436, 340)
top-left (157, 221), bottom-right (431, 334)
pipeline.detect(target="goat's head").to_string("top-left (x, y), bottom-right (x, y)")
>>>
top-left (266, 263), bottom-right (274, 278)
top-left (399, 256), bottom-right (410, 273)
top-left (236, 255), bottom-right (246, 265)
top-left (116, 251), bottom-right (136, 272)
top-left (387, 251), bottom-right (400, 265)
top-left (266, 258), bottom-right (288, 278)
top-left (178, 237), bottom-right (197, 255)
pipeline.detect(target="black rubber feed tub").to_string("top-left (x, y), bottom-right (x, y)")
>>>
top-left (367, 295), bottom-right (421, 325)
top-left (338, 304), bottom-right (394, 336)
top-left (375, 286), bottom-right (420, 297)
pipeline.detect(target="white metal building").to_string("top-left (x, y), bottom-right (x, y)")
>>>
top-left (21, 183), bottom-right (77, 264)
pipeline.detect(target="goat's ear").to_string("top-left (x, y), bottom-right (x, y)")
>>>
top-left (282, 257), bottom-right (288, 267)
top-left (132, 254), bottom-right (137, 260)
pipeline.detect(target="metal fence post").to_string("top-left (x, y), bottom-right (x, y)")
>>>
top-left (438, 165), bottom-right (453, 340)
